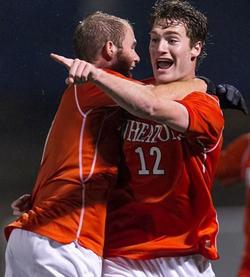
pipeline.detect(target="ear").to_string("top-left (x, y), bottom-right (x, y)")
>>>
top-left (190, 41), bottom-right (202, 60)
top-left (102, 41), bottom-right (117, 61)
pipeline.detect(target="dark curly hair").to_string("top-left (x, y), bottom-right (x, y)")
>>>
top-left (150, 0), bottom-right (208, 66)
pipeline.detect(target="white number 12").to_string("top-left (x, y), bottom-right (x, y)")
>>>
top-left (135, 146), bottom-right (165, 175)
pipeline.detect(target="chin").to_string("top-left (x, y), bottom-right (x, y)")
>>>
top-left (155, 74), bottom-right (176, 85)
top-left (153, 69), bottom-right (174, 84)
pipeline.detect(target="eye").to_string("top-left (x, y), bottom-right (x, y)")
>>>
top-left (168, 37), bottom-right (178, 44)
top-left (150, 37), bottom-right (159, 43)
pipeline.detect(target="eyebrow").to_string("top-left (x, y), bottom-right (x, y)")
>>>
top-left (149, 30), bottom-right (180, 36)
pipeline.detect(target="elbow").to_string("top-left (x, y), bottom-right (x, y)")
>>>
top-left (139, 86), bottom-right (161, 118)
top-left (131, 89), bottom-right (160, 119)
top-left (139, 99), bottom-right (160, 119)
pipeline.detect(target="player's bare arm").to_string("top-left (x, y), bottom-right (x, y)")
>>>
top-left (50, 53), bottom-right (206, 133)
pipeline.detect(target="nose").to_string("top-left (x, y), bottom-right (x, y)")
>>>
top-left (134, 51), bottom-right (140, 63)
top-left (157, 39), bottom-right (168, 53)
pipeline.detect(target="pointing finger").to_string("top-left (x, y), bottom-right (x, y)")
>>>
top-left (50, 53), bottom-right (73, 69)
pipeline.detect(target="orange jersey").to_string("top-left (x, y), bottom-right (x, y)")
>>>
top-left (216, 133), bottom-right (250, 186)
top-left (104, 92), bottom-right (224, 260)
top-left (5, 70), bottom-right (128, 256)
top-left (215, 133), bottom-right (250, 277)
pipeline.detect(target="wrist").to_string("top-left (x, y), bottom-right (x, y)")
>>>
top-left (89, 67), bottom-right (103, 83)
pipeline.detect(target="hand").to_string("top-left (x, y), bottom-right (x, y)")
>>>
top-left (216, 84), bottom-right (249, 115)
top-left (11, 194), bottom-right (31, 216)
top-left (50, 53), bottom-right (97, 84)
top-left (197, 76), bottom-right (216, 94)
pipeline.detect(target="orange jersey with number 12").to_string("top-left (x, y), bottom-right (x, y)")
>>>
top-left (105, 92), bottom-right (224, 260)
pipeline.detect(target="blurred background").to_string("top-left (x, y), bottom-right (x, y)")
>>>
top-left (0, 0), bottom-right (249, 276)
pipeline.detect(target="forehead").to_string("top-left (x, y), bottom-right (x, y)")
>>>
top-left (123, 24), bottom-right (136, 42)
top-left (124, 23), bottom-right (135, 36)
top-left (151, 19), bottom-right (187, 35)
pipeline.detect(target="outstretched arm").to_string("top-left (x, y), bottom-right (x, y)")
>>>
top-left (50, 53), bottom-right (207, 133)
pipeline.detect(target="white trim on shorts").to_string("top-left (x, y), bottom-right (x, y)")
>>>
top-left (5, 229), bottom-right (102, 277)
top-left (102, 255), bottom-right (215, 277)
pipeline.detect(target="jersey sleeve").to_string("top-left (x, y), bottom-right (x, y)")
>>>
top-left (177, 92), bottom-right (224, 149)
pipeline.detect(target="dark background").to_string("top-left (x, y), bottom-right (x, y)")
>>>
top-left (0, 0), bottom-right (249, 274)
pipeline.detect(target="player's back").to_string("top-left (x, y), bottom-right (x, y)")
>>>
top-left (5, 82), bottom-right (122, 256)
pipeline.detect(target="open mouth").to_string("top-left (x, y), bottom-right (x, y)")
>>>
top-left (156, 58), bottom-right (173, 70)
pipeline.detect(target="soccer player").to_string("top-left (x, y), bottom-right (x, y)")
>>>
top-left (216, 133), bottom-right (250, 277)
top-left (51, 0), bottom-right (225, 275)
top-left (4, 11), bottom-right (141, 277)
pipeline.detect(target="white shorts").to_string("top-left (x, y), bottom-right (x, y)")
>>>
top-left (5, 229), bottom-right (102, 277)
top-left (102, 255), bottom-right (215, 277)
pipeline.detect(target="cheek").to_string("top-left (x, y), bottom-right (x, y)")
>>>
top-left (149, 49), bottom-right (156, 64)
top-left (121, 57), bottom-right (131, 68)
top-left (174, 48), bottom-right (192, 64)
top-left (149, 46), bottom-right (156, 56)
top-left (125, 51), bottom-right (135, 64)
top-left (118, 52), bottom-right (133, 68)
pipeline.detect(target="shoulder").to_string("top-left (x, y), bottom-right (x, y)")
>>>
top-left (178, 92), bottom-right (223, 123)
top-left (183, 91), bottom-right (220, 106)
top-left (178, 92), bottom-right (224, 147)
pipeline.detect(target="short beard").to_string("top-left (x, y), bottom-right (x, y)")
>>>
top-left (112, 49), bottom-right (132, 77)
